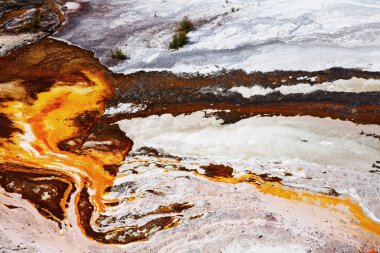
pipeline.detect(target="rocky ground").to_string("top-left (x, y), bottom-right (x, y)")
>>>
top-left (0, 0), bottom-right (65, 56)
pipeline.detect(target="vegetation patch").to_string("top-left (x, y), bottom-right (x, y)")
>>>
top-left (110, 48), bottom-right (129, 60)
top-left (231, 7), bottom-right (240, 13)
top-left (169, 17), bottom-right (194, 50)
top-left (169, 31), bottom-right (188, 50)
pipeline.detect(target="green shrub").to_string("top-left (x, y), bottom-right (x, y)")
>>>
top-left (169, 31), bottom-right (188, 50)
top-left (169, 17), bottom-right (194, 50)
top-left (110, 48), bottom-right (129, 60)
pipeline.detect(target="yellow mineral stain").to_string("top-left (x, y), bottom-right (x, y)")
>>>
top-left (0, 71), bottom-right (116, 218)
top-left (124, 197), bottom-right (136, 202)
top-left (194, 172), bottom-right (380, 236)
top-left (163, 217), bottom-right (180, 229)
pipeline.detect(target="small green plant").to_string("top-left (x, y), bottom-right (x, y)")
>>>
top-left (169, 17), bottom-right (194, 50)
top-left (110, 48), bottom-right (129, 60)
top-left (169, 31), bottom-right (188, 49)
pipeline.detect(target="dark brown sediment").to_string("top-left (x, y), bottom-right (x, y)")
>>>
top-left (0, 113), bottom-right (21, 139)
top-left (111, 68), bottom-right (380, 92)
top-left (102, 68), bottom-right (380, 125)
top-left (0, 165), bottom-right (75, 223)
top-left (201, 164), bottom-right (234, 178)
top-left (78, 187), bottom-right (182, 244)
top-left (0, 38), bottom-right (112, 85)
top-left (102, 99), bottom-right (380, 125)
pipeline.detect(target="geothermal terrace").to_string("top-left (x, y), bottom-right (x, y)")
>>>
top-left (0, 0), bottom-right (379, 252)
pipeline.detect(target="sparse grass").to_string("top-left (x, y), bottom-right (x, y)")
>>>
top-left (169, 31), bottom-right (188, 50)
top-left (169, 17), bottom-right (194, 50)
top-left (110, 48), bottom-right (129, 60)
